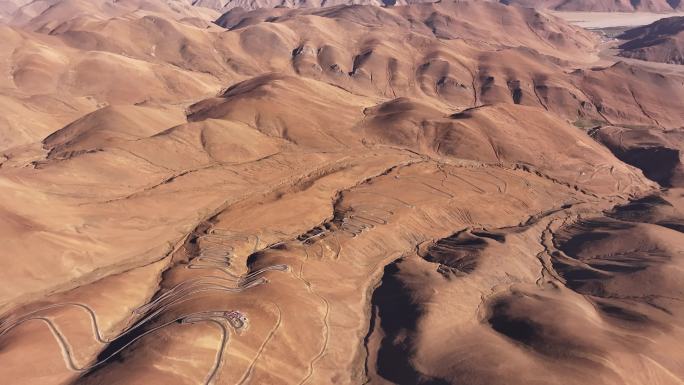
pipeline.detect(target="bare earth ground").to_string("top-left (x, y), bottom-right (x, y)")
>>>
top-left (550, 11), bottom-right (684, 28)
top-left (554, 11), bottom-right (684, 75)
top-left (0, 2), bottom-right (683, 385)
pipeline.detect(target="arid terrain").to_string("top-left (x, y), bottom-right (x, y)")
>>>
top-left (617, 16), bottom-right (684, 64)
top-left (552, 10), bottom-right (684, 29)
top-left (504, 0), bottom-right (684, 12)
top-left (1, 1), bottom-right (683, 384)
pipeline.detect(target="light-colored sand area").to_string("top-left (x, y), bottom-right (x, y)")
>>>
top-left (550, 11), bottom-right (684, 28)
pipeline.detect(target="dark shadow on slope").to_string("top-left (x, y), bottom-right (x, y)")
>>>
top-left (370, 261), bottom-right (450, 385)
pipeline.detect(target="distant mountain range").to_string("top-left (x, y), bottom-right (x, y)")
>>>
top-left (3, 0), bottom-right (683, 20)
top-left (500, 0), bottom-right (683, 12)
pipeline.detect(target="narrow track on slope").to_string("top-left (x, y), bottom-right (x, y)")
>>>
top-left (236, 302), bottom-right (283, 385)
top-left (0, 257), bottom-right (287, 382)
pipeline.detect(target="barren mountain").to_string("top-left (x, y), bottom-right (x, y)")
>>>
top-left (618, 16), bottom-right (684, 64)
top-left (192, 0), bottom-right (684, 12)
top-left (0, 1), bottom-right (683, 385)
top-left (193, 0), bottom-right (418, 13)
top-left (500, 0), bottom-right (684, 12)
